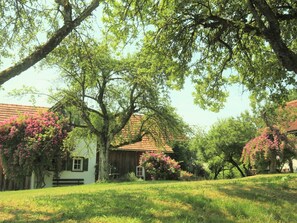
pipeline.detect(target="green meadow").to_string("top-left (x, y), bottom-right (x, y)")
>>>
top-left (1, 174), bottom-right (297, 223)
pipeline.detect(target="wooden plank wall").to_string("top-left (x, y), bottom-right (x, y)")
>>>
top-left (109, 151), bottom-right (143, 176)
top-left (0, 160), bottom-right (31, 191)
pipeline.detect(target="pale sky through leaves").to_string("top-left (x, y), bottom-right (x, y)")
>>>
top-left (0, 64), bottom-right (251, 130)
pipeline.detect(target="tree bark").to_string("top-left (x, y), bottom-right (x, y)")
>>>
top-left (269, 149), bottom-right (277, 173)
top-left (248, 0), bottom-right (297, 73)
top-left (97, 138), bottom-right (109, 181)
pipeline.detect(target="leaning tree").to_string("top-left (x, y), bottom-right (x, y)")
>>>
top-left (192, 112), bottom-right (257, 179)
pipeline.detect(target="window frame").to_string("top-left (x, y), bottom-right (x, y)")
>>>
top-left (72, 157), bottom-right (84, 172)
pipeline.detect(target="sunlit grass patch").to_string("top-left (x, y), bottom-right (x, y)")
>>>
top-left (0, 174), bottom-right (297, 222)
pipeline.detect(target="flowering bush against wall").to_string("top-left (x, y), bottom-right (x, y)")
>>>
top-left (0, 111), bottom-right (69, 188)
top-left (241, 126), bottom-right (297, 173)
top-left (139, 151), bottom-right (181, 180)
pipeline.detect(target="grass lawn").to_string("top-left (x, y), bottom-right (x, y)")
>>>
top-left (0, 174), bottom-right (297, 223)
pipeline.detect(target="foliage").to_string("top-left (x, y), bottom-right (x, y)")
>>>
top-left (0, 111), bottom-right (69, 188)
top-left (242, 126), bottom-right (297, 173)
top-left (105, 0), bottom-right (297, 111)
top-left (170, 141), bottom-right (195, 171)
top-left (0, 0), bottom-right (100, 85)
top-left (48, 36), bottom-right (186, 181)
top-left (1, 174), bottom-right (297, 222)
top-left (170, 141), bottom-right (209, 179)
top-left (122, 172), bottom-right (142, 182)
top-left (178, 170), bottom-right (194, 181)
top-left (192, 112), bottom-right (257, 179)
top-left (139, 151), bottom-right (181, 180)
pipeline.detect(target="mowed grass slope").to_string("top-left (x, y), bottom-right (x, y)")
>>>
top-left (0, 174), bottom-right (297, 223)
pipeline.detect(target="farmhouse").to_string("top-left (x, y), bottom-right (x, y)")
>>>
top-left (0, 103), bottom-right (173, 190)
top-left (282, 100), bottom-right (297, 172)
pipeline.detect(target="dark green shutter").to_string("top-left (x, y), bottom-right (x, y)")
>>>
top-left (67, 157), bottom-right (73, 171)
top-left (83, 158), bottom-right (89, 171)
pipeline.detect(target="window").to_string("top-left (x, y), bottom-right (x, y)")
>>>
top-left (136, 166), bottom-right (145, 179)
top-left (72, 157), bottom-right (84, 172)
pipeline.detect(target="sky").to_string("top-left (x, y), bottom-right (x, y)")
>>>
top-left (0, 64), bottom-right (251, 131)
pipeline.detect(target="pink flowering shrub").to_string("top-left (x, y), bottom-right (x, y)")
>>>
top-left (241, 127), bottom-right (297, 173)
top-left (0, 112), bottom-right (69, 188)
top-left (139, 151), bottom-right (181, 180)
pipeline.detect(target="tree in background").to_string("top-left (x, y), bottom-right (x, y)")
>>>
top-left (105, 0), bottom-right (297, 110)
top-left (170, 141), bottom-right (209, 179)
top-left (192, 112), bottom-right (257, 179)
top-left (0, 112), bottom-right (69, 188)
top-left (242, 126), bottom-right (297, 173)
top-left (242, 97), bottom-right (297, 173)
top-left (48, 36), bottom-right (186, 181)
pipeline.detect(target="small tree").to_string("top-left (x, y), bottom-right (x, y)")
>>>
top-left (241, 126), bottom-right (297, 173)
top-left (0, 112), bottom-right (69, 188)
top-left (139, 151), bottom-right (181, 180)
top-left (191, 113), bottom-right (257, 179)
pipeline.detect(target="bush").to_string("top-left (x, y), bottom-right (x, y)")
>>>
top-left (123, 172), bottom-right (142, 182)
top-left (179, 170), bottom-right (194, 181)
top-left (139, 151), bottom-right (181, 180)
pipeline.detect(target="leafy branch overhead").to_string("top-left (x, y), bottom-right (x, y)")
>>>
top-left (105, 0), bottom-right (297, 110)
top-left (1, 0), bottom-right (296, 110)
top-left (0, 0), bottom-right (100, 85)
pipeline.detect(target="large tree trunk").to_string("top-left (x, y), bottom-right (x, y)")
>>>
top-left (97, 139), bottom-right (110, 181)
top-left (269, 149), bottom-right (277, 173)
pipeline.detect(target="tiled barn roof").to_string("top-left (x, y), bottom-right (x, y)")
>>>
top-left (113, 114), bottom-right (173, 152)
top-left (118, 135), bottom-right (173, 153)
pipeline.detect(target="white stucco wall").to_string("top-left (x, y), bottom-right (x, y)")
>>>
top-left (283, 159), bottom-right (297, 173)
top-left (33, 140), bottom-right (97, 189)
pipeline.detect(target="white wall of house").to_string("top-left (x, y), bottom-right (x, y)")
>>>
top-left (31, 140), bottom-right (97, 189)
top-left (283, 159), bottom-right (297, 173)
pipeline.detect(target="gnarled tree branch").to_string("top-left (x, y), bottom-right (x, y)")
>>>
top-left (0, 0), bottom-right (100, 86)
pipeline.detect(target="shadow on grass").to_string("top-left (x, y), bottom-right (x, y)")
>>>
top-left (217, 177), bottom-right (297, 223)
top-left (4, 176), bottom-right (297, 223)
top-left (3, 187), bottom-right (234, 223)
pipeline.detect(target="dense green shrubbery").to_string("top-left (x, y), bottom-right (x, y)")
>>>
top-left (139, 151), bottom-right (181, 180)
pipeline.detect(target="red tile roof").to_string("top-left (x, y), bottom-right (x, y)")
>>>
top-left (0, 104), bottom-right (173, 152)
top-left (113, 114), bottom-right (173, 152)
top-left (0, 103), bottom-right (48, 124)
top-left (119, 135), bottom-right (173, 153)
top-left (286, 100), bottom-right (297, 133)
